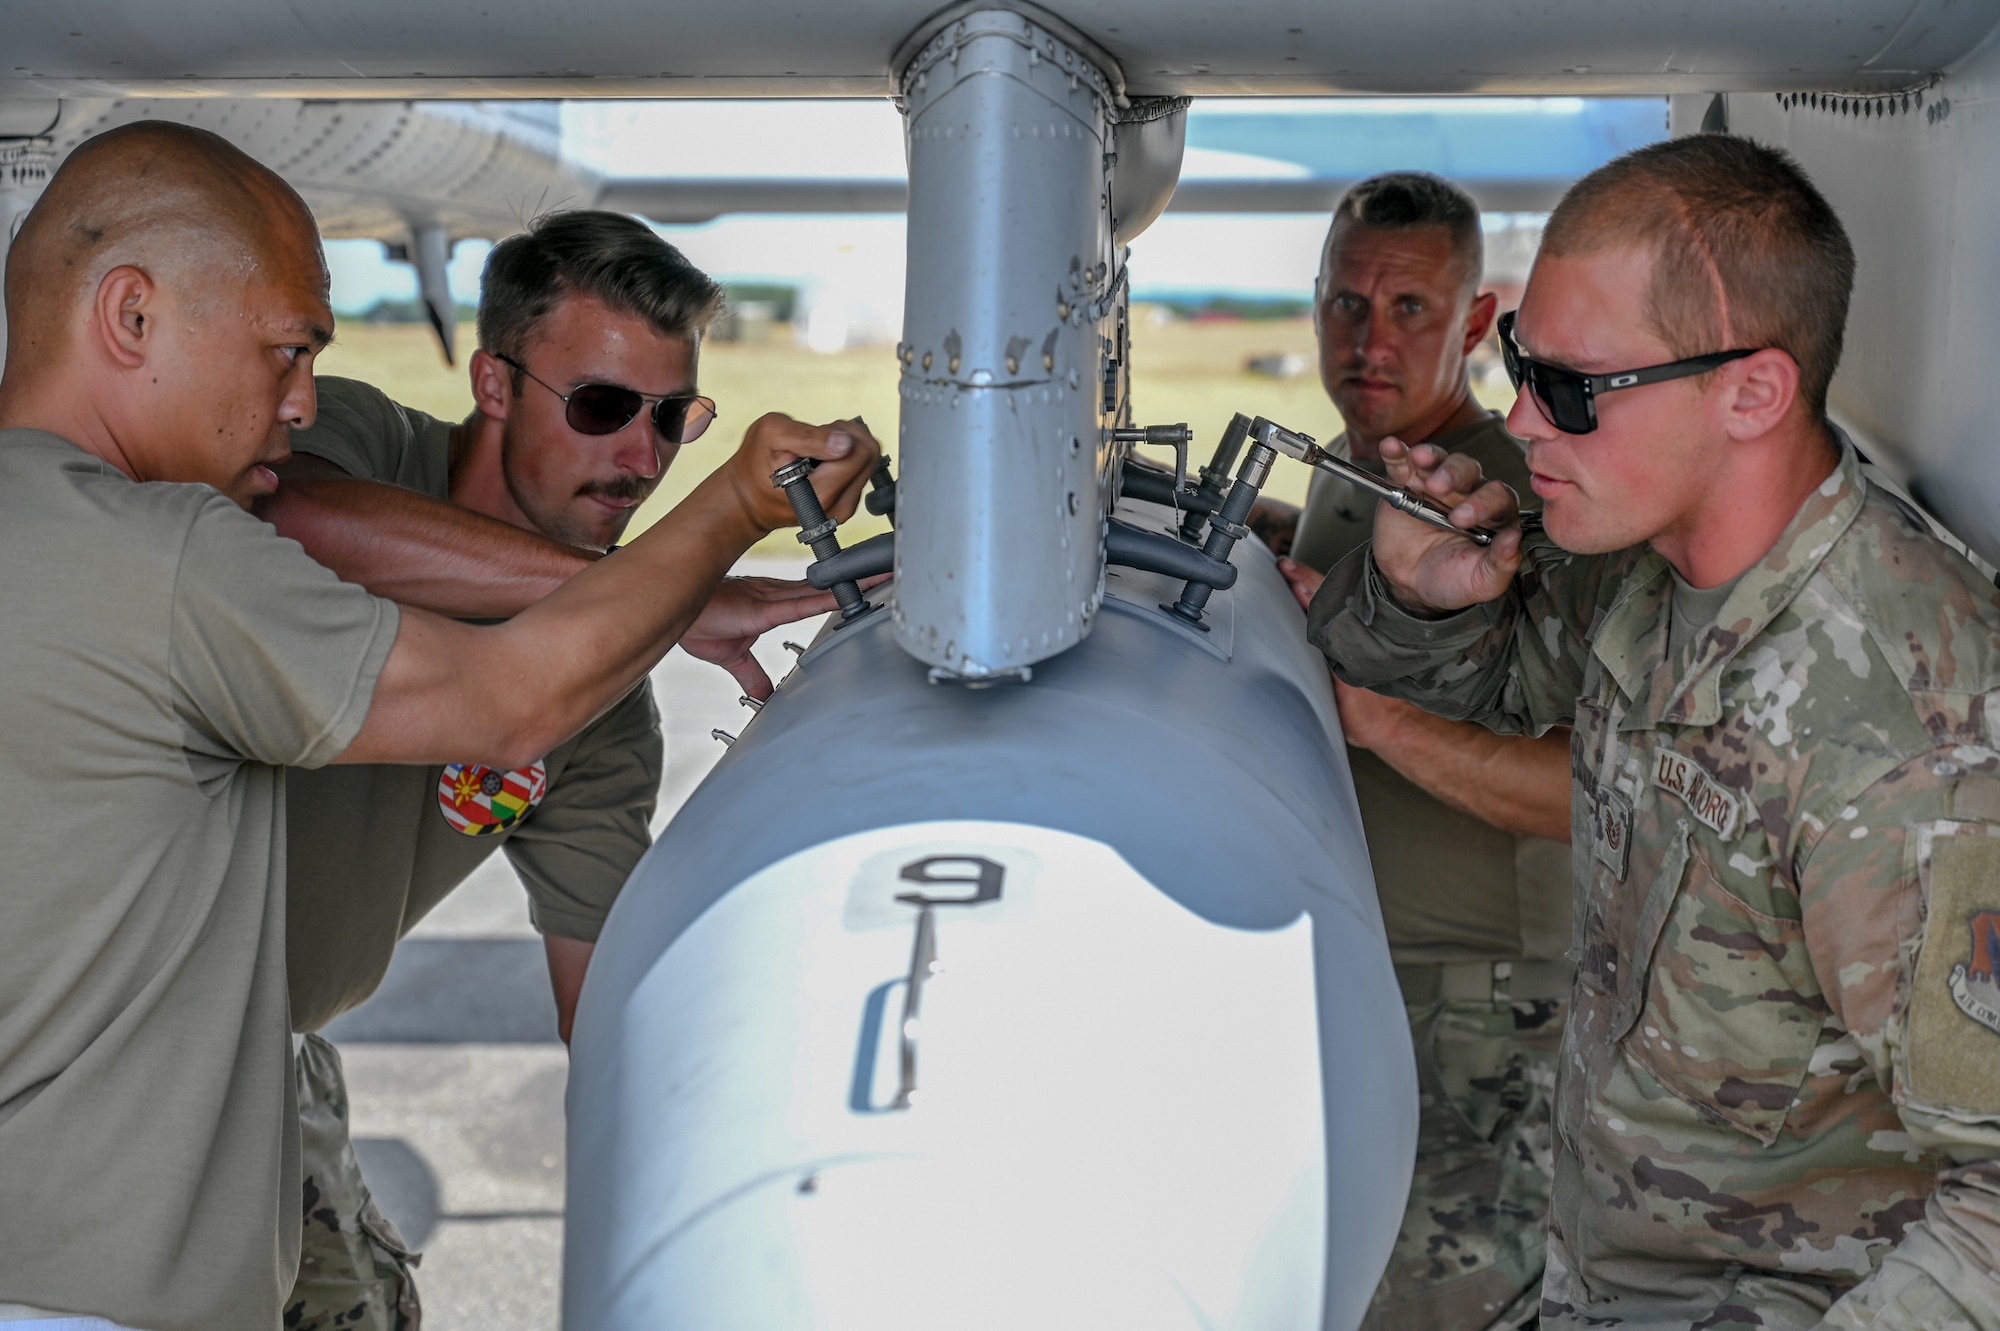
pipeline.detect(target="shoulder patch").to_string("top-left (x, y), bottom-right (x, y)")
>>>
top-left (1906, 826), bottom-right (2000, 1113)
top-left (1651, 748), bottom-right (1741, 839)
top-left (1948, 913), bottom-right (2000, 1033)
top-left (438, 760), bottom-right (548, 837)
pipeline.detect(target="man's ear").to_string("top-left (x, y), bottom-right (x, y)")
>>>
top-left (468, 348), bottom-right (513, 421)
top-left (1719, 347), bottom-right (1801, 441)
top-left (94, 265), bottom-right (154, 369)
top-left (1462, 289), bottom-right (1499, 353)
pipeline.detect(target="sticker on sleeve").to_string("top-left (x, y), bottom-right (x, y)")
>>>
top-left (1905, 827), bottom-right (2000, 1113)
top-left (438, 760), bottom-right (548, 837)
top-left (1651, 749), bottom-right (1741, 839)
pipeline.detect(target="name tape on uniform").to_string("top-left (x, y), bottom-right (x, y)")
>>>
top-left (1652, 749), bottom-right (1741, 839)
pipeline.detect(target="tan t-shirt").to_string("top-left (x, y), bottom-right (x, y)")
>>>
top-left (0, 429), bottom-right (398, 1331)
top-left (1293, 413), bottom-right (1570, 967)
top-left (283, 378), bottom-right (663, 1033)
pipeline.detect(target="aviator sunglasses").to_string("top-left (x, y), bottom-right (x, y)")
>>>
top-left (1497, 309), bottom-right (1755, 435)
top-left (497, 353), bottom-right (717, 444)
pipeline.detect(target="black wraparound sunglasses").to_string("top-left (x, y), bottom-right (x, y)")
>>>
top-left (497, 353), bottom-right (717, 444)
top-left (1497, 309), bottom-right (1756, 435)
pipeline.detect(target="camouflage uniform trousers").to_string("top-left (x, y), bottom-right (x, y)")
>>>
top-left (1363, 991), bottom-right (1567, 1331)
top-left (288, 1033), bottom-right (422, 1331)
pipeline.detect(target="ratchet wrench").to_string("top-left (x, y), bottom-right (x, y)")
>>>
top-left (1251, 416), bottom-right (1541, 547)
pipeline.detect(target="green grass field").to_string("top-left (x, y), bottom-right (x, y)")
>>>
top-left (313, 314), bottom-right (1510, 554)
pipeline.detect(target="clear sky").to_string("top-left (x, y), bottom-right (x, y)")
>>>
top-left (324, 96), bottom-right (1664, 331)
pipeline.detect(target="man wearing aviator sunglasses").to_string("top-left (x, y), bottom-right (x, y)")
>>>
top-left (257, 210), bottom-right (881, 1327)
top-left (493, 349), bottom-right (717, 453)
top-left (1308, 135), bottom-right (2000, 1328)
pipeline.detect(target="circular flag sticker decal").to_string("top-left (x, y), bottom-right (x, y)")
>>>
top-left (438, 760), bottom-right (548, 837)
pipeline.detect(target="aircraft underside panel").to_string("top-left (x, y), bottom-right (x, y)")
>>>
top-left (565, 505), bottom-right (1416, 1330)
top-left (1720, 32), bottom-right (2000, 568)
top-left (2, 0), bottom-right (1995, 98)
top-left (18, 97), bottom-right (590, 243)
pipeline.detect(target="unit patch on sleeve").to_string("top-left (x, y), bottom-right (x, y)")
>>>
top-left (1651, 748), bottom-right (1741, 839)
top-left (1949, 912), bottom-right (2000, 1033)
top-left (1905, 826), bottom-right (2000, 1113)
top-left (438, 760), bottom-right (548, 837)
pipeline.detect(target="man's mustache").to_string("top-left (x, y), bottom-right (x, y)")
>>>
top-left (577, 474), bottom-right (656, 503)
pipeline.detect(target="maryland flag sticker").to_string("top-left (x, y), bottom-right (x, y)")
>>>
top-left (438, 760), bottom-right (548, 837)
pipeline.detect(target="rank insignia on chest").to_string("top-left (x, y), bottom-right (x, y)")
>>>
top-left (1651, 749), bottom-right (1742, 839)
top-left (1593, 789), bottom-right (1633, 881)
top-left (1949, 911), bottom-right (2000, 1036)
top-left (438, 760), bottom-right (548, 837)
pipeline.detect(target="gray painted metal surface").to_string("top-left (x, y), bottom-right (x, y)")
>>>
top-left (565, 498), bottom-right (1414, 1329)
top-left (0, 97), bottom-right (590, 243)
top-left (595, 174), bottom-right (1578, 224)
top-left (1, 0), bottom-right (1994, 98)
top-left (1713, 35), bottom-right (2000, 570)
top-left (890, 7), bottom-right (1120, 677)
top-left (0, 97), bottom-right (588, 359)
top-left (1108, 97), bottom-right (1187, 246)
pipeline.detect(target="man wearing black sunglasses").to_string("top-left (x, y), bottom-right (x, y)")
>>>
top-left (1262, 172), bottom-right (1574, 1331)
top-left (1308, 135), bottom-right (2000, 1328)
top-left (255, 210), bottom-right (880, 1327)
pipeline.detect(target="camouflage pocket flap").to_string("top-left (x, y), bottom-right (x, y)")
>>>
top-left (1625, 852), bottom-right (1826, 1144)
top-left (1606, 823), bottom-right (1688, 1043)
top-left (357, 1193), bottom-right (421, 1264)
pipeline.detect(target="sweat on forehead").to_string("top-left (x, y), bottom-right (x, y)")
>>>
top-left (4, 122), bottom-right (322, 338)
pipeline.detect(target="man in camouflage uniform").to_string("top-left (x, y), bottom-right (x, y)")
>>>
top-left (1256, 172), bottom-right (1574, 1331)
top-left (1304, 133), bottom-right (2000, 1327)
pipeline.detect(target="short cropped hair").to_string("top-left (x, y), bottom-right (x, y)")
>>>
top-left (1330, 172), bottom-right (1484, 290)
top-left (478, 211), bottom-right (726, 369)
top-left (1541, 135), bottom-right (1855, 419)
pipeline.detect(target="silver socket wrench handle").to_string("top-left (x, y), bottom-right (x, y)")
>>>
top-left (1252, 417), bottom-right (1505, 547)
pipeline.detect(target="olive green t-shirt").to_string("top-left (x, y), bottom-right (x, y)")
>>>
top-left (1293, 413), bottom-right (1570, 967)
top-left (283, 377), bottom-right (664, 1033)
top-left (0, 429), bottom-right (398, 1330)
top-left (1668, 567), bottom-right (1744, 664)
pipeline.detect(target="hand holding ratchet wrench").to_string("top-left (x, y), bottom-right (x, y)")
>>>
top-left (1253, 416), bottom-right (1534, 614)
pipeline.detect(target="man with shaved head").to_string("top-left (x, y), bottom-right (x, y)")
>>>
top-left (1307, 134), bottom-right (2000, 1327)
top-left (0, 122), bottom-right (877, 1331)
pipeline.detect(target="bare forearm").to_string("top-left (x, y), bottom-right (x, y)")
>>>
top-left (1365, 711), bottom-right (1573, 842)
top-left (262, 477), bottom-right (591, 617)
top-left (341, 465), bottom-right (761, 767)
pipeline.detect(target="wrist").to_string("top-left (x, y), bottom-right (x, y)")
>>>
top-left (1368, 556), bottom-right (1456, 621)
top-left (1345, 705), bottom-right (1403, 755)
top-left (705, 461), bottom-right (782, 546)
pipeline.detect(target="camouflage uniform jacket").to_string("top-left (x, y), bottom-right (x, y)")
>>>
top-left (1308, 443), bottom-right (2000, 1329)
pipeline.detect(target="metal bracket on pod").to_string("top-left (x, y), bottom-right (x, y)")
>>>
top-left (772, 459), bottom-right (882, 625)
